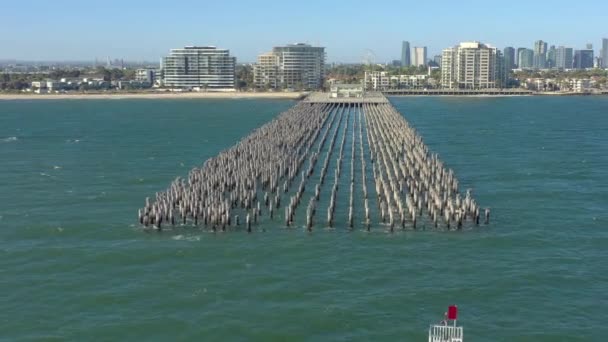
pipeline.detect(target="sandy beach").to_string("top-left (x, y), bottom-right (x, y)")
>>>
top-left (0, 91), bottom-right (307, 101)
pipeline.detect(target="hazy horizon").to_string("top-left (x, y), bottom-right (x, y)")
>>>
top-left (2, 0), bottom-right (607, 64)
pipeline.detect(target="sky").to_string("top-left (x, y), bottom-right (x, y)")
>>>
top-left (1, 0), bottom-right (607, 63)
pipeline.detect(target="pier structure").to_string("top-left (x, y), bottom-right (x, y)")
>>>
top-left (138, 92), bottom-right (486, 232)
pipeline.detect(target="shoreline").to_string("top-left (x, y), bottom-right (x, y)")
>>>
top-left (0, 91), bottom-right (308, 101)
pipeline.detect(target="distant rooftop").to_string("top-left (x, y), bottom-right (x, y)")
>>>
top-left (459, 41), bottom-right (494, 49)
top-left (184, 46), bottom-right (218, 49)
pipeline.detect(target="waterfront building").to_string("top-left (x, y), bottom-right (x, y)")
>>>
top-left (364, 71), bottom-right (389, 90)
top-left (602, 38), bottom-right (608, 68)
top-left (441, 41), bottom-right (503, 89)
top-left (135, 68), bottom-right (158, 85)
top-left (253, 43), bottom-right (325, 90)
top-left (518, 49), bottom-right (534, 69)
top-left (504, 47), bottom-right (515, 71)
top-left (412, 47), bottom-right (427, 67)
top-left (401, 41), bottom-right (411, 67)
top-left (390, 74), bottom-right (429, 88)
top-left (253, 52), bottom-right (280, 89)
top-left (573, 50), bottom-right (594, 69)
top-left (555, 46), bottom-right (573, 69)
top-left (533, 40), bottom-right (548, 69)
top-left (161, 46), bottom-right (236, 90)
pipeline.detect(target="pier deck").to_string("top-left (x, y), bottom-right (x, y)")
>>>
top-left (139, 92), bottom-right (487, 232)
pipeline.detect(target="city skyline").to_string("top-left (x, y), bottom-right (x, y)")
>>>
top-left (1, 0), bottom-right (607, 63)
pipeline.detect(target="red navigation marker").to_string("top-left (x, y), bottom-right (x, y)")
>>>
top-left (447, 305), bottom-right (458, 320)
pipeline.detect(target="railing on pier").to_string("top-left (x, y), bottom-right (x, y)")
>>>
top-left (428, 324), bottom-right (463, 342)
top-left (382, 89), bottom-right (533, 96)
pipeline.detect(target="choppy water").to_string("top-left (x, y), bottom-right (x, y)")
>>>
top-left (1, 97), bottom-right (606, 341)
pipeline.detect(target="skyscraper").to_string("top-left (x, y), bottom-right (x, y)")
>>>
top-left (547, 45), bottom-right (556, 69)
top-left (412, 47), bottom-right (427, 67)
top-left (602, 38), bottom-right (608, 68)
top-left (573, 49), bottom-right (594, 69)
top-left (533, 40), bottom-right (548, 69)
top-left (401, 41), bottom-right (411, 67)
top-left (516, 48), bottom-right (526, 67)
top-left (518, 49), bottom-right (534, 69)
top-left (441, 42), bottom-right (502, 89)
top-left (555, 46), bottom-right (573, 69)
top-left (162, 46), bottom-right (236, 89)
top-left (503, 47), bottom-right (515, 70)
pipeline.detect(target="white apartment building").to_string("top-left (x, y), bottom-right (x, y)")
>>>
top-left (253, 43), bottom-right (325, 90)
top-left (390, 74), bottom-right (428, 88)
top-left (365, 72), bottom-right (429, 90)
top-left (570, 79), bottom-right (591, 92)
top-left (253, 52), bottom-right (280, 89)
top-left (162, 46), bottom-right (236, 90)
top-left (135, 68), bottom-right (159, 85)
top-left (441, 42), bottom-right (502, 89)
top-left (364, 71), bottom-right (390, 90)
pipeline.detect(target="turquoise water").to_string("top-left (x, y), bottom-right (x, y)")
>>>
top-left (1, 97), bottom-right (606, 341)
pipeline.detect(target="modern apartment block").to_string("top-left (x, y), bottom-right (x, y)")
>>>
top-left (401, 41), bottom-right (411, 67)
top-left (253, 43), bottom-right (325, 90)
top-left (518, 49), bottom-right (534, 69)
top-left (135, 68), bottom-right (159, 85)
top-left (253, 53), bottom-right (280, 88)
top-left (573, 50), bottom-right (594, 69)
top-left (412, 47), bottom-right (427, 67)
top-left (161, 46), bottom-right (236, 89)
top-left (441, 41), bottom-right (503, 89)
top-left (364, 71), bottom-right (390, 90)
top-left (555, 46), bottom-right (573, 69)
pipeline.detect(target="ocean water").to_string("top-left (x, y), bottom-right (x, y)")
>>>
top-left (0, 96), bottom-right (606, 341)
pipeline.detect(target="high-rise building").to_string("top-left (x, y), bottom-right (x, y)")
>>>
top-left (547, 45), bottom-right (556, 69)
top-left (602, 38), bottom-right (608, 68)
top-left (412, 47), bottom-right (427, 67)
top-left (441, 41), bottom-right (503, 89)
top-left (555, 46), bottom-right (574, 69)
top-left (586, 43), bottom-right (593, 50)
top-left (573, 50), bottom-right (594, 69)
top-left (161, 46), bottom-right (236, 89)
top-left (518, 49), bottom-right (534, 69)
top-left (253, 43), bottom-right (325, 90)
top-left (253, 52), bottom-right (280, 88)
top-left (504, 47), bottom-right (515, 70)
top-left (401, 41), bottom-right (411, 67)
top-left (533, 40), bottom-right (548, 69)
top-left (516, 48), bottom-right (526, 68)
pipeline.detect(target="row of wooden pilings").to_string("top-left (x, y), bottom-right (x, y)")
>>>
top-left (139, 99), bottom-right (489, 232)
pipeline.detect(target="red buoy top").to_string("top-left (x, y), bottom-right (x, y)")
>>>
top-left (447, 305), bottom-right (458, 320)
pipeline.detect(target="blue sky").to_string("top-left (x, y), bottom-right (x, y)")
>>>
top-left (1, 0), bottom-right (607, 63)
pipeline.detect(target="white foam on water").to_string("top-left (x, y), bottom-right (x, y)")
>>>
top-left (171, 234), bottom-right (200, 241)
top-left (1, 136), bottom-right (17, 143)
